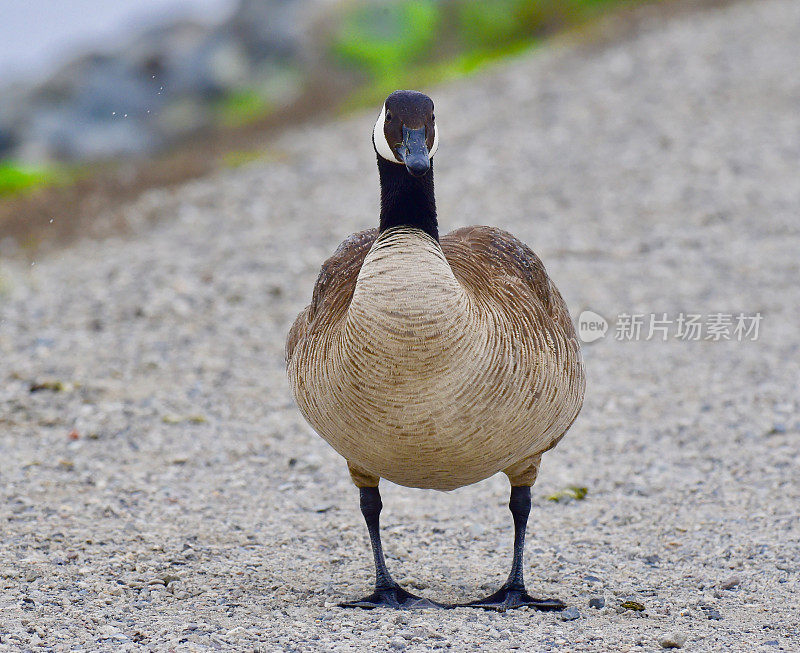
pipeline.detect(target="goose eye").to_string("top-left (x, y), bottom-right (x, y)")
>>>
top-left (385, 112), bottom-right (393, 122)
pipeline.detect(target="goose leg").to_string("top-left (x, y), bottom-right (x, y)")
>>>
top-left (461, 486), bottom-right (565, 611)
top-left (340, 486), bottom-right (442, 609)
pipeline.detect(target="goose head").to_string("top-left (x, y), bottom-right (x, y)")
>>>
top-left (373, 90), bottom-right (439, 177)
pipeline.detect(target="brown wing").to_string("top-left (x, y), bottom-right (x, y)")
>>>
top-left (286, 228), bottom-right (378, 365)
top-left (441, 226), bottom-right (577, 340)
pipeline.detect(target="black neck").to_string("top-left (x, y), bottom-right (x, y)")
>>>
top-left (377, 156), bottom-right (438, 241)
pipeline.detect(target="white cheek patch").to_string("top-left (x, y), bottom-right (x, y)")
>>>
top-left (429, 123), bottom-right (439, 158)
top-left (374, 105), bottom-right (402, 163)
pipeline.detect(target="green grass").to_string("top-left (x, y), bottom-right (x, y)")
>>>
top-left (0, 163), bottom-right (57, 198)
top-left (213, 89), bottom-right (273, 128)
top-left (333, 1), bottom-right (440, 79)
top-left (332, 0), bottom-right (644, 110)
top-left (222, 149), bottom-right (267, 169)
top-left (341, 37), bottom-right (540, 110)
top-left (220, 147), bottom-right (290, 169)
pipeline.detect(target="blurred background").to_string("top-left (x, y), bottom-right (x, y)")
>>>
top-left (0, 0), bottom-right (686, 251)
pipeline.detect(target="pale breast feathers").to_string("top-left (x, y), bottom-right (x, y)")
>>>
top-left (286, 225), bottom-right (577, 363)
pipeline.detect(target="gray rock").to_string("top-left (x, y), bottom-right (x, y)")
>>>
top-left (659, 633), bottom-right (688, 649)
top-left (561, 606), bottom-right (581, 621)
top-left (588, 597), bottom-right (605, 609)
top-left (0, 126), bottom-right (15, 157)
top-left (0, 0), bottom-right (325, 164)
top-left (720, 576), bottom-right (741, 590)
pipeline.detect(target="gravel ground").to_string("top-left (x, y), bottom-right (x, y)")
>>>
top-left (1, 0), bottom-right (799, 650)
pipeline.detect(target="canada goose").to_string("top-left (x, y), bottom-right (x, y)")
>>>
top-left (286, 90), bottom-right (585, 610)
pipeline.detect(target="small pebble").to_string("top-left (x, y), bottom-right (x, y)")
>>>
top-left (588, 597), bottom-right (605, 609)
top-left (659, 632), bottom-right (688, 649)
top-left (720, 576), bottom-right (741, 590)
top-left (561, 606), bottom-right (580, 621)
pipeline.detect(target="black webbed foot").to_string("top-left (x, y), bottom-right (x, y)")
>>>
top-left (456, 486), bottom-right (565, 612)
top-left (340, 585), bottom-right (444, 609)
top-left (460, 584), bottom-right (565, 612)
